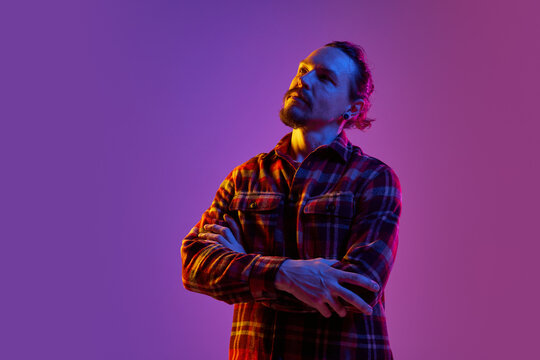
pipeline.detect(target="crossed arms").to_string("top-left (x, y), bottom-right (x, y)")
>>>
top-left (180, 165), bottom-right (401, 317)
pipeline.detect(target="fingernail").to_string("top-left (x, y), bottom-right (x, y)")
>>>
top-left (372, 283), bottom-right (380, 291)
top-left (204, 224), bottom-right (209, 229)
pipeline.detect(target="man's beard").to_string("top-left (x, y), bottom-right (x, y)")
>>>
top-left (279, 88), bottom-right (310, 129)
top-left (279, 105), bottom-right (307, 129)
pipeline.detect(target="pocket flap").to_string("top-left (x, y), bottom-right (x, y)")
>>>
top-left (303, 192), bottom-right (354, 218)
top-left (229, 192), bottom-right (283, 211)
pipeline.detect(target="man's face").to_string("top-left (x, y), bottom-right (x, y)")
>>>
top-left (279, 46), bottom-right (357, 129)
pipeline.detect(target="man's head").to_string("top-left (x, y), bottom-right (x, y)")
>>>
top-left (279, 41), bottom-right (375, 131)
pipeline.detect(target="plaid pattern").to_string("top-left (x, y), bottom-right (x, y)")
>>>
top-left (181, 130), bottom-right (402, 359)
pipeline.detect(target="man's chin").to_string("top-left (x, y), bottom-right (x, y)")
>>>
top-left (279, 107), bottom-right (306, 129)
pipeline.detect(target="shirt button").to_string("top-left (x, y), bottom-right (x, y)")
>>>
top-left (326, 203), bottom-right (335, 212)
top-left (249, 201), bottom-right (258, 209)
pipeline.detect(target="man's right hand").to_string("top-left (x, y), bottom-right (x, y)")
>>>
top-left (274, 258), bottom-right (380, 318)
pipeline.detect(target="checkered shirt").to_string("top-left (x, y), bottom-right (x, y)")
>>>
top-left (181, 130), bottom-right (402, 359)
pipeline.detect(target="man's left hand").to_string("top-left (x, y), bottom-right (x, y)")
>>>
top-left (197, 214), bottom-right (246, 254)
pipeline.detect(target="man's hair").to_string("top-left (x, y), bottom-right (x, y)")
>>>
top-left (324, 41), bottom-right (375, 131)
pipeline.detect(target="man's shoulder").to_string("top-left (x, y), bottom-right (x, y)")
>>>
top-left (224, 152), bottom-right (269, 180)
top-left (232, 152), bottom-right (268, 170)
top-left (349, 149), bottom-right (401, 186)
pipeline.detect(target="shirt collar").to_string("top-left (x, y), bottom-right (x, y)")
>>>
top-left (263, 130), bottom-right (357, 163)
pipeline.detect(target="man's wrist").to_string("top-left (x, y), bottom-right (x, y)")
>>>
top-left (249, 255), bottom-right (288, 301)
top-left (274, 259), bottom-right (291, 291)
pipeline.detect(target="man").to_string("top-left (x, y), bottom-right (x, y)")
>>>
top-left (181, 41), bottom-right (402, 359)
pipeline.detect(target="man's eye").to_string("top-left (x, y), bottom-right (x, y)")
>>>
top-left (318, 73), bottom-right (330, 81)
top-left (298, 67), bottom-right (307, 74)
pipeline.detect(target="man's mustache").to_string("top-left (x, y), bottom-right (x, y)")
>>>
top-left (283, 88), bottom-right (311, 108)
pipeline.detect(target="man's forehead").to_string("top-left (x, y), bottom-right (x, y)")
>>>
top-left (299, 47), bottom-right (356, 76)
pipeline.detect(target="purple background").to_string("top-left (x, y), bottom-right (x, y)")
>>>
top-left (2, 0), bottom-right (539, 359)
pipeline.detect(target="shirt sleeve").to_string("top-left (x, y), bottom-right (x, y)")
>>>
top-left (180, 169), bottom-right (288, 305)
top-left (330, 164), bottom-right (402, 310)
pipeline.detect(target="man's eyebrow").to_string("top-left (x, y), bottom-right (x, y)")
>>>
top-left (299, 61), bottom-right (338, 80)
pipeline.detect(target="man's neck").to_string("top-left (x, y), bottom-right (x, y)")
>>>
top-left (289, 125), bottom-right (342, 163)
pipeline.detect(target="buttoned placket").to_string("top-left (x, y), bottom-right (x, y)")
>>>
top-left (277, 150), bottom-right (321, 259)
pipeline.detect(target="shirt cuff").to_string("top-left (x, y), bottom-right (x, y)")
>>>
top-left (248, 255), bottom-right (288, 301)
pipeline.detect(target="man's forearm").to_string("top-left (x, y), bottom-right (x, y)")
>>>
top-left (193, 218), bottom-right (381, 314)
top-left (181, 227), bottom-right (288, 305)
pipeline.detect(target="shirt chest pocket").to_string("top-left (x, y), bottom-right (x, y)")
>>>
top-left (228, 192), bottom-right (283, 254)
top-left (301, 192), bottom-right (355, 258)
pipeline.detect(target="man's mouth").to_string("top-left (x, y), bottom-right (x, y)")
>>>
top-left (289, 92), bottom-right (308, 105)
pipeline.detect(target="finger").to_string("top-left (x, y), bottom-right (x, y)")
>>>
top-left (313, 300), bottom-right (332, 318)
top-left (325, 294), bottom-right (347, 317)
top-left (224, 215), bottom-right (242, 241)
top-left (336, 271), bottom-right (380, 292)
top-left (334, 285), bottom-right (373, 315)
top-left (203, 224), bottom-right (228, 236)
top-left (188, 226), bottom-right (200, 237)
top-left (198, 232), bottom-right (227, 244)
top-left (206, 224), bottom-right (237, 247)
top-left (294, 293), bottom-right (332, 318)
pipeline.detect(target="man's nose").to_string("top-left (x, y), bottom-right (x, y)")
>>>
top-left (298, 71), bottom-right (313, 90)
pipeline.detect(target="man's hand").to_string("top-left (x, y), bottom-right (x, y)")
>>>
top-left (197, 214), bottom-right (246, 253)
top-left (275, 258), bottom-right (380, 318)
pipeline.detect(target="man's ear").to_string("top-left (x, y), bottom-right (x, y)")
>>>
top-left (348, 99), bottom-right (365, 117)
